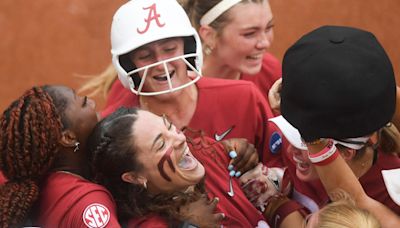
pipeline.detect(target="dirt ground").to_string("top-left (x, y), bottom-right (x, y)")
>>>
top-left (1, 0), bottom-right (399, 112)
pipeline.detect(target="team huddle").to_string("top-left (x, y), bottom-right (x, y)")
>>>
top-left (1, 0), bottom-right (400, 227)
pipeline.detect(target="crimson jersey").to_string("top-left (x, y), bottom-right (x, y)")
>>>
top-left (102, 53), bottom-right (281, 119)
top-left (359, 152), bottom-right (400, 214)
top-left (102, 77), bottom-right (275, 160)
top-left (129, 137), bottom-right (267, 227)
top-left (241, 52), bottom-right (282, 101)
top-left (282, 144), bottom-right (400, 214)
top-left (36, 172), bottom-right (120, 228)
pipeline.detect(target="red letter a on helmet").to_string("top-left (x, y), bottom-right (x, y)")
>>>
top-left (137, 3), bottom-right (165, 34)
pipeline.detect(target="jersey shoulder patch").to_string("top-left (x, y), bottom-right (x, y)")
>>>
top-left (269, 131), bottom-right (282, 154)
top-left (83, 203), bottom-right (111, 228)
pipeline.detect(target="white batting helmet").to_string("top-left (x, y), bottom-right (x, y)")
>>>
top-left (111, 0), bottom-right (203, 96)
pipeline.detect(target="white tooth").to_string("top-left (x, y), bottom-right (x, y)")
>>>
top-left (292, 156), bottom-right (303, 163)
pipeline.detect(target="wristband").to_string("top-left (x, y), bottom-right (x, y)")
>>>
top-left (312, 149), bottom-right (339, 166)
top-left (308, 139), bottom-right (334, 157)
top-left (308, 140), bottom-right (339, 166)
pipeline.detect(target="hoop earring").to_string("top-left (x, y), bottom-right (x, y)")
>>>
top-left (74, 142), bottom-right (80, 153)
top-left (143, 181), bottom-right (147, 189)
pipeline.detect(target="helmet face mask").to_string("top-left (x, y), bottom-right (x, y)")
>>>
top-left (111, 0), bottom-right (203, 96)
top-left (125, 52), bottom-right (202, 96)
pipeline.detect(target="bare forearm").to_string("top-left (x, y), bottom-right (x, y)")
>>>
top-left (308, 142), bottom-right (400, 228)
top-left (307, 142), bottom-right (365, 202)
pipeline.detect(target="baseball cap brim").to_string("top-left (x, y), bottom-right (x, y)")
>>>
top-left (269, 116), bottom-right (307, 150)
top-left (269, 115), bottom-right (370, 151)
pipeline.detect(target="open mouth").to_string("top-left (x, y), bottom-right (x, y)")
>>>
top-left (177, 144), bottom-right (198, 170)
top-left (293, 156), bottom-right (311, 172)
top-left (153, 70), bottom-right (175, 81)
top-left (246, 53), bottom-right (263, 61)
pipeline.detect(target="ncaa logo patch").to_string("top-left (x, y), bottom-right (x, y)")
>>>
top-left (269, 131), bottom-right (282, 154)
top-left (83, 203), bottom-right (110, 228)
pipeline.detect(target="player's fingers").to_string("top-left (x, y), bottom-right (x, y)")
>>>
top-left (232, 143), bottom-right (256, 170)
top-left (237, 152), bottom-right (259, 174)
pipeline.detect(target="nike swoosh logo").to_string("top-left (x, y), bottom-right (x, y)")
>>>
top-left (214, 125), bottom-right (235, 141)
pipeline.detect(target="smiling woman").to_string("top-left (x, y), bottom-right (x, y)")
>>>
top-left (123, 37), bottom-right (197, 96)
top-left (93, 0), bottom-right (278, 168)
top-left (127, 111), bottom-right (206, 193)
top-left (0, 85), bottom-right (120, 228)
top-left (181, 0), bottom-right (282, 100)
top-left (88, 107), bottom-right (269, 227)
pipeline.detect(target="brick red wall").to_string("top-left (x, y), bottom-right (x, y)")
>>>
top-left (0, 0), bottom-right (399, 111)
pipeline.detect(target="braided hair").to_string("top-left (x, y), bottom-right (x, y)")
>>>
top-left (0, 86), bottom-right (66, 228)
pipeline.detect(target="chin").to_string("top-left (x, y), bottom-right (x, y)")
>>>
top-left (192, 164), bottom-right (206, 182)
top-left (296, 170), bottom-right (317, 182)
top-left (194, 165), bottom-right (206, 184)
top-left (241, 64), bottom-right (262, 75)
top-left (180, 162), bottom-right (206, 186)
top-left (149, 89), bottom-right (181, 100)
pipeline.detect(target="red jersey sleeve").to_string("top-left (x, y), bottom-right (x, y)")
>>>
top-left (62, 190), bottom-right (121, 228)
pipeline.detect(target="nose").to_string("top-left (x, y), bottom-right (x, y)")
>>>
top-left (166, 127), bottom-right (187, 146)
top-left (174, 130), bottom-right (186, 143)
top-left (153, 56), bottom-right (173, 75)
top-left (152, 60), bottom-right (166, 72)
top-left (154, 51), bottom-right (173, 64)
top-left (256, 33), bottom-right (272, 50)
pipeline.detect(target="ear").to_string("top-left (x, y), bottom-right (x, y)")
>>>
top-left (369, 132), bottom-right (379, 145)
top-left (340, 147), bottom-right (356, 161)
top-left (198, 25), bottom-right (217, 49)
top-left (121, 171), bottom-right (147, 185)
top-left (59, 130), bottom-right (78, 147)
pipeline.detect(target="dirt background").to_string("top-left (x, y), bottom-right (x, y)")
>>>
top-left (1, 0), bottom-right (399, 112)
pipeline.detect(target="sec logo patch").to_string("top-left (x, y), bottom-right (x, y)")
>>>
top-left (83, 203), bottom-right (110, 228)
top-left (269, 131), bottom-right (282, 154)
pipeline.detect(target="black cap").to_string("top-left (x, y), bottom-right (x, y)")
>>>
top-left (281, 25), bottom-right (396, 141)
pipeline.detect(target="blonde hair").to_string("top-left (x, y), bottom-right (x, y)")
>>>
top-left (181, 0), bottom-right (266, 34)
top-left (314, 190), bottom-right (380, 228)
top-left (77, 63), bottom-right (118, 98)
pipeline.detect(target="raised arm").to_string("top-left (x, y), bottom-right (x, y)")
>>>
top-left (307, 141), bottom-right (400, 228)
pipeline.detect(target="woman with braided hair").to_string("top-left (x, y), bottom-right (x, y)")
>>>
top-left (0, 85), bottom-right (120, 228)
